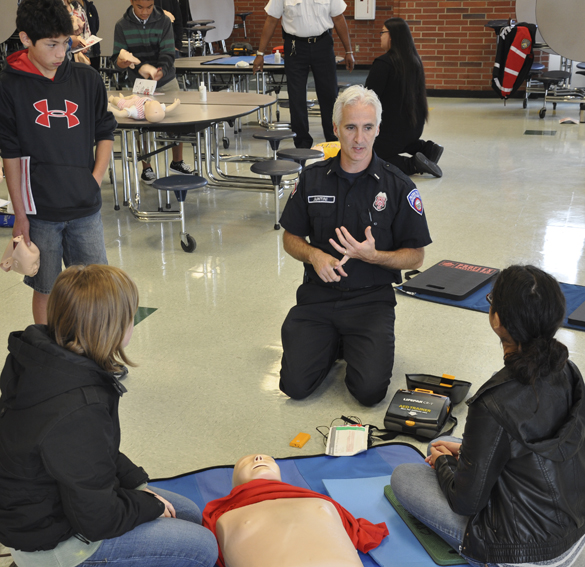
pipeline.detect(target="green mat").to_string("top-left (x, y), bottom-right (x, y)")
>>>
top-left (384, 485), bottom-right (467, 566)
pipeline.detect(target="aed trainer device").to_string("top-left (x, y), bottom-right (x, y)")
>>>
top-left (290, 432), bottom-right (311, 448)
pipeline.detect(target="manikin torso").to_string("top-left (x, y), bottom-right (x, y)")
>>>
top-left (215, 455), bottom-right (363, 567)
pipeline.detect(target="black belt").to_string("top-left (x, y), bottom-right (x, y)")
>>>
top-left (283, 30), bottom-right (330, 43)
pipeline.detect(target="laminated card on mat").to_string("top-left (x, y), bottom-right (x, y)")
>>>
top-left (402, 260), bottom-right (499, 300)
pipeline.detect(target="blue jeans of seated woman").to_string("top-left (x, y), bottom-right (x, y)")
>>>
top-left (78, 487), bottom-right (218, 567)
top-left (391, 436), bottom-right (492, 567)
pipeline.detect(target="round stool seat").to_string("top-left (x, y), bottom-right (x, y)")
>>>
top-left (187, 19), bottom-right (214, 26)
top-left (278, 100), bottom-right (315, 109)
top-left (251, 159), bottom-right (301, 184)
top-left (530, 62), bottom-right (545, 72)
top-left (153, 175), bottom-right (208, 202)
top-left (254, 129), bottom-right (296, 152)
top-left (253, 129), bottom-right (296, 142)
top-left (577, 62), bottom-right (585, 70)
top-left (538, 70), bottom-right (571, 85)
top-left (277, 148), bottom-right (324, 166)
top-left (236, 12), bottom-right (252, 18)
top-left (188, 25), bottom-right (215, 33)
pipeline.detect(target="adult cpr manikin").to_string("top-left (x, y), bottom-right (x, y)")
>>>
top-left (203, 454), bottom-right (388, 567)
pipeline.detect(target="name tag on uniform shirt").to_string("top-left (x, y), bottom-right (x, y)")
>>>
top-left (308, 196), bottom-right (335, 203)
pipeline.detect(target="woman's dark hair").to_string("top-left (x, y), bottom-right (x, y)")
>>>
top-left (384, 17), bottom-right (428, 127)
top-left (17, 0), bottom-right (73, 44)
top-left (490, 265), bottom-right (568, 386)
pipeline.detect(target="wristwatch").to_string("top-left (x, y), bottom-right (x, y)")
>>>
top-left (256, 51), bottom-right (265, 57)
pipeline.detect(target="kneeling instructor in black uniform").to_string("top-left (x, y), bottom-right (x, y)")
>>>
top-left (279, 85), bottom-right (432, 406)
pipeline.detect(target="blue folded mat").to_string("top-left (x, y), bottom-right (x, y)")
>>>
top-left (202, 55), bottom-right (282, 65)
top-left (397, 281), bottom-right (585, 332)
top-left (151, 442), bottom-right (444, 567)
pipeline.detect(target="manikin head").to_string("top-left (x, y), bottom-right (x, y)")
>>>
top-left (232, 454), bottom-right (282, 487)
top-left (144, 100), bottom-right (165, 123)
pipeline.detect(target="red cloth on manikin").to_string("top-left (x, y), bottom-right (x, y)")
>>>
top-left (203, 479), bottom-right (389, 567)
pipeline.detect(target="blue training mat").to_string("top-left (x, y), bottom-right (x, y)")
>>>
top-left (324, 476), bottom-right (470, 567)
top-left (202, 55), bottom-right (283, 65)
top-left (150, 443), bottom-right (441, 567)
top-left (397, 281), bottom-right (585, 332)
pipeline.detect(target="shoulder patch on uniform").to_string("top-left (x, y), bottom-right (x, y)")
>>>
top-left (407, 189), bottom-right (424, 215)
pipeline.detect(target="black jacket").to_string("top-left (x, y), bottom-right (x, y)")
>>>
top-left (365, 53), bottom-right (426, 159)
top-left (435, 361), bottom-right (585, 564)
top-left (0, 325), bottom-right (164, 552)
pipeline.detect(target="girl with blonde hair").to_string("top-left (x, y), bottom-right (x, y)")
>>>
top-left (0, 264), bottom-right (217, 567)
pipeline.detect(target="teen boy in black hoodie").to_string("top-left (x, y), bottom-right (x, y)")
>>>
top-left (0, 0), bottom-right (116, 325)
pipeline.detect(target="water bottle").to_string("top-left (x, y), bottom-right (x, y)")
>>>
top-left (199, 83), bottom-right (207, 102)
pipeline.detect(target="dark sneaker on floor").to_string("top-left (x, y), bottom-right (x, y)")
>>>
top-left (141, 166), bottom-right (156, 185)
top-left (170, 160), bottom-right (194, 175)
top-left (427, 142), bottom-right (444, 164)
top-left (414, 152), bottom-right (443, 178)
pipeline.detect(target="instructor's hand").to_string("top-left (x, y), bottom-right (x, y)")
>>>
top-left (330, 226), bottom-right (377, 263)
top-left (252, 55), bottom-right (264, 74)
top-left (311, 248), bottom-right (348, 283)
top-left (345, 52), bottom-right (355, 72)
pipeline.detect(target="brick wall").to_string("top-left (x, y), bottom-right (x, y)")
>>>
top-left (231, 0), bottom-right (547, 92)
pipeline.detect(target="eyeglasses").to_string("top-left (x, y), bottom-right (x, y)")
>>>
top-left (380, 30), bottom-right (389, 36)
top-left (486, 292), bottom-right (493, 305)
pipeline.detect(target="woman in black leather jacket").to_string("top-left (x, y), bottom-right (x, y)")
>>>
top-left (392, 265), bottom-right (585, 567)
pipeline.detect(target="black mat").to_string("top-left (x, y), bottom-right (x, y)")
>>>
top-left (402, 261), bottom-right (499, 300)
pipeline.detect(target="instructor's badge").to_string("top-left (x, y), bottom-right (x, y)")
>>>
top-left (373, 192), bottom-right (387, 212)
top-left (407, 189), bottom-right (424, 215)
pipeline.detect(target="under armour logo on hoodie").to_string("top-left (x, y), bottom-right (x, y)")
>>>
top-left (33, 99), bottom-right (80, 128)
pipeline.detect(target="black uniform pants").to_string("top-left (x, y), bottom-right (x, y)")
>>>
top-left (283, 32), bottom-right (338, 148)
top-left (279, 283), bottom-right (396, 406)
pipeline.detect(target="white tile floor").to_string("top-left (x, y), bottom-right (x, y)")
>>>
top-left (1, 84), bottom-right (585, 503)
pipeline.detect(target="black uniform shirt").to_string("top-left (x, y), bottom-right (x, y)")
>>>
top-left (280, 152), bottom-right (432, 289)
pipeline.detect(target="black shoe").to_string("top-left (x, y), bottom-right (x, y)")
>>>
top-left (426, 142), bottom-right (444, 164)
top-left (414, 153), bottom-right (442, 178)
top-left (170, 160), bottom-right (194, 175)
top-left (141, 166), bottom-right (156, 185)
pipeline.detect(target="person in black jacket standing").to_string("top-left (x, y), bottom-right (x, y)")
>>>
top-left (0, 264), bottom-right (218, 567)
top-left (365, 18), bottom-right (443, 178)
top-left (391, 265), bottom-right (585, 567)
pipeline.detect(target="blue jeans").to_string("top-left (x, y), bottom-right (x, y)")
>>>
top-left (391, 436), bottom-right (492, 567)
top-left (78, 488), bottom-right (218, 567)
top-left (24, 211), bottom-right (107, 294)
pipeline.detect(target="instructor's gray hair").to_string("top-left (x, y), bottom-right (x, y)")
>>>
top-left (332, 85), bottom-right (382, 128)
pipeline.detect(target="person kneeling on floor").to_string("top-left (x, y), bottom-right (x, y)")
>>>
top-left (278, 85), bottom-right (432, 406)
